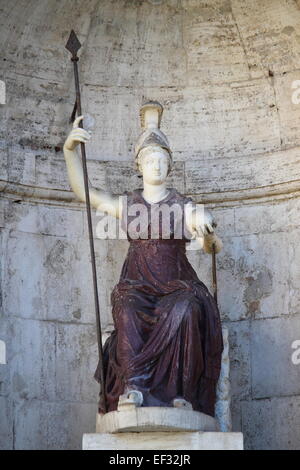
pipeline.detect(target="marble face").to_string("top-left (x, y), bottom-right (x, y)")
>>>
top-left (137, 145), bottom-right (171, 184)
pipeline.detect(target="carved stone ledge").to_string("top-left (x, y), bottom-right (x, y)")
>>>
top-left (2, 179), bottom-right (300, 207)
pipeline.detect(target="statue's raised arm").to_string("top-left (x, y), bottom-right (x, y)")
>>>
top-left (63, 115), bottom-right (120, 218)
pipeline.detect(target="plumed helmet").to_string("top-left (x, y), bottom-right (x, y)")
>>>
top-left (134, 100), bottom-right (172, 171)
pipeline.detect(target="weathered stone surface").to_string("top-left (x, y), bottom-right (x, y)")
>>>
top-left (274, 70), bottom-right (300, 149)
top-left (227, 320), bottom-right (251, 401)
top-left (0, 396), bottom-right (13, 450)
top-left (7, 148), bottom-right (36, 186)
top-left (215, 231), bottom-right (290, 321)
top-left (81, 0), bottom-right (186, 88)
top-left (186, 245), bottom-right (212, 290)
top-left (1, 74), bottom-right (70, 153)
top-left (207, 205), bottom-right (236, 237)
top-left (233, 199), bottom-right (291, 237)
top-left (289, 229), bottom-right (300, 316)
top-left (0, 139), bottom-right (8, 183)
top-left (251, 316), bottom-right (300, 399)
top-left (55, 323), bottom-right (99, 403)
top-left (231, 0), bottom-right (300, 76)
top-left (2, 230), bottom-right (91, 323)
top-left (185, 147), bottom-right (300, 196)
top-left (5, 317), bottom-right (56, 402)
top-left (83, 431), bottom-right (244, 450)
top-left (0, 199), bottom-right (6, 229)
top-left (1, 228), bottom-right (119, 325)
top-left (0, 356), bottom-right (9, 398)
top-left (182, 0), bottom-right (251, 86)
top-left (241, 396), bottom-right (300, 450)
top-left (3, 200), bottom-right (85, 238)
top-left (0, 0), bottom-right (98, 82)
top-left (230, 399), bottom-right (243, 434)
top-left (0, 318), bottom-right (11, 398)
top-left (14, 399), bottom-right (97, 450)
top-left (35, 155), bottom-right (73, 191)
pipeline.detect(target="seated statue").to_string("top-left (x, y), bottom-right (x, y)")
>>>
top-left (63, 101), bottom-right (224, 418)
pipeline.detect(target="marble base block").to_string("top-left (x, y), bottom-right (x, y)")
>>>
top-left (83, 407), bottom-right (243, 450)
top-left (96, 407), bottom-right (219, 433)
top-left (83, 431), bottom-right (244, 450)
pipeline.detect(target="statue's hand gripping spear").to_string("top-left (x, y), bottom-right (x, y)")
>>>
top-left (65, 30), bottom-right (107, 412)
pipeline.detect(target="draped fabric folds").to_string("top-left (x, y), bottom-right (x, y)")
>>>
top-left (94, 188), bottom-right (223, 417)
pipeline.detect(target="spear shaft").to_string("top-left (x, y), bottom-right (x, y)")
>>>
top-left (65, 30), bottom-right (106, 412)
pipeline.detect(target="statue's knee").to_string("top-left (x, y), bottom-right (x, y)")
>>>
top-left (113, 294), bottom-right (137, 325)
top-left (181, 294), bottom-right (201, 322)
top-left (123, 295), bottom-right (138, 312)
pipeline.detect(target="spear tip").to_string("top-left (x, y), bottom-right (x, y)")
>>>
top-left (65, 30), bottom-right (81, 56)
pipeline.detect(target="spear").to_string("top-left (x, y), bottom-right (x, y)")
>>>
top-left (65, 30), bottom-right (106, 412)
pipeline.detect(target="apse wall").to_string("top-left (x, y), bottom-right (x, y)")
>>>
top-left (1, 0), bottom-right (300, 449)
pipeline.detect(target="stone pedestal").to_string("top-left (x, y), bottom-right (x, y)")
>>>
top-left (82, 406), bottom-right (243, 450)
top-left (96, 407), bottom-right (219, 433)
top-left (83, 431), bottom-right (244, 450)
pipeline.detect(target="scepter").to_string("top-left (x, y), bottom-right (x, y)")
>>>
top-left (65, 30), bottom-right (106, 412)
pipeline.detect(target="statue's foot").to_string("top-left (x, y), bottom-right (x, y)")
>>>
top-left (127, 390), bottom-right (143, 406)
top-left (172, 398), bottom-right (193, 410)
top-left (118, 388), bottom-right (143, 410)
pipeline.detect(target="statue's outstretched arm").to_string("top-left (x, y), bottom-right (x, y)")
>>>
top-left (63, 116), bottom-right (120, 218)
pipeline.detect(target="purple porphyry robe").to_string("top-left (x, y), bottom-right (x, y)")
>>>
top-left (94, 187), bottom-right (224, 417)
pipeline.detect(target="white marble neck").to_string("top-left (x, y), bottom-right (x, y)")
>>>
top-left (142, 181), bottom-right (169, 204)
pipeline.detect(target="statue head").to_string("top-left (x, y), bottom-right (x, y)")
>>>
top-left (137, 145), bottom-right (171, 185)
top-left (134, 101), bottom-right (173, 180)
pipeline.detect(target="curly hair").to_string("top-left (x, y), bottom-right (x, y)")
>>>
top-left (136, 146), bottom-right (173, 176)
